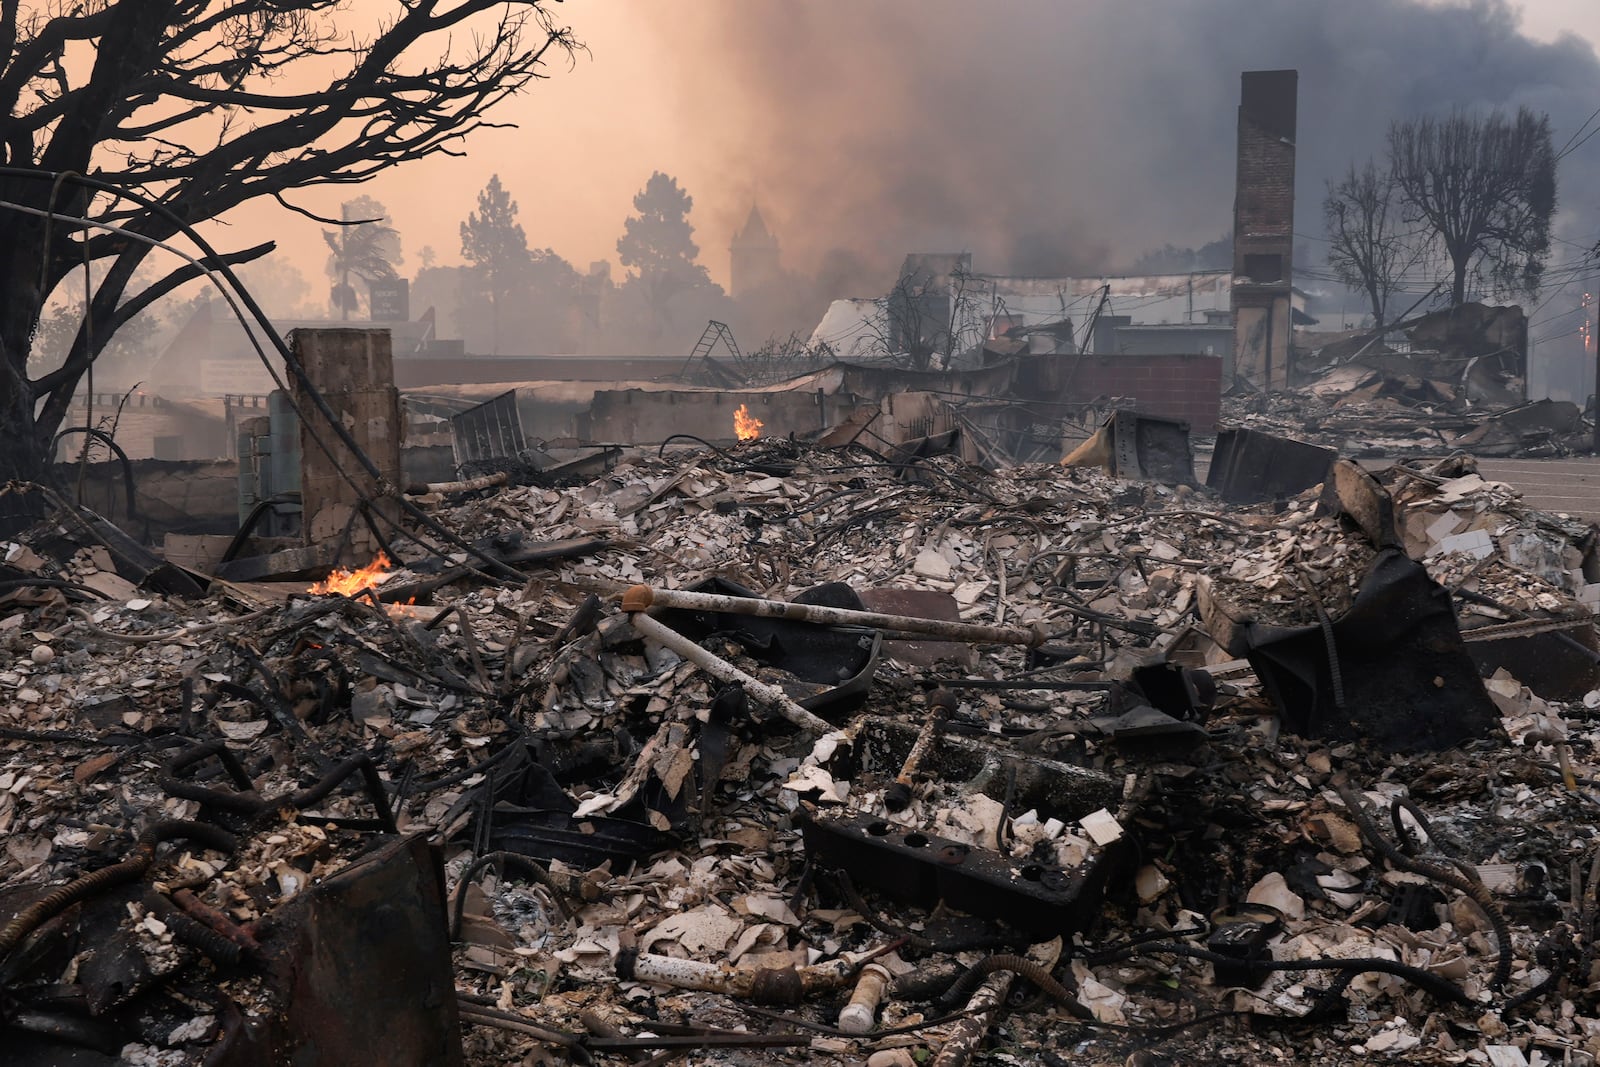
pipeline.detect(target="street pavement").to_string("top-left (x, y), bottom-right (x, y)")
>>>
top-left (1476, 456), bottom-right (1600, 522)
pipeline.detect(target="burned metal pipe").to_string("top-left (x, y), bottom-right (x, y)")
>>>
top-left (628, 612), bottom-right (832, 733)
top-left (0, 821), bottom-right (236, 962)
top-left (837, 961), bottom-right (892, 1034)
top-left (616, 947), bottom-right (867, 1004)
top-left (884, 689), bottom-right (954, 812)
top-left (405, 471), bottom-right (508, 496)
top-left (622, 584), bottom-right (1047, 647)
top-left (931, 937), bottom-right (1062, 1067)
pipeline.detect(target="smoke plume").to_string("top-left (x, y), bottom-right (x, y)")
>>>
top-left (633, 0), bottom-right (1600, 283)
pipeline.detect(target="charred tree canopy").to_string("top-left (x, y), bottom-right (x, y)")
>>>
top-left (0, 0), bottom-right (578, 484)
top-left (1387, 107), bottom-right (1557, 307)
top-left (1323, 159), bottom-right (1428, 329)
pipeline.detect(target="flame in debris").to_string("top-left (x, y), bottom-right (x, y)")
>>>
top-left (734, 404), bottom-right (763, 441)
top-left (310, 552), bottom-right (395, 596)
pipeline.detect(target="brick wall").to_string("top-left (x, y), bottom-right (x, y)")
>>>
top-left (1060, 354), bottom-right (1223, 430)
top-left (1234, 118), bottom-right (1296, 252)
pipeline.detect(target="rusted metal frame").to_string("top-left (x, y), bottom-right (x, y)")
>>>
top-left (141, 889), bottom-right (245, 966)
top-left (171, 887), bottom-right (263, 957)
top-left (1459, 611), bottom-right (1600, 642)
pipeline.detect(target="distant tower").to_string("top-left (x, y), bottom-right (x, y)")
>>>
top-left (730, 205), bottom-right (782, 298)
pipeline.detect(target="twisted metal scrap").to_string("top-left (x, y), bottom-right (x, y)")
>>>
top-left (1336, 782), bottom-right (1512, 991)
top-left (0, 820), bottom-right (236, 963)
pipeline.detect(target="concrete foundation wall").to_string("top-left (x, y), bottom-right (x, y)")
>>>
top-left (62, 445), bottom-right (469, 545)
top-left (56, 458), bottom-right (241, 542)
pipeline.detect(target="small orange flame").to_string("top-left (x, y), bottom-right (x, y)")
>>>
top-left (734, 404), bottom-right (763, 441)
top-left (310, 552), bottom-right (395, 596)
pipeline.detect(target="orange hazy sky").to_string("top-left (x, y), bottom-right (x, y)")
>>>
top-left (217, 4), bottom-right (736, 289)
top-left (209, 0), bottom-right (1600, 296)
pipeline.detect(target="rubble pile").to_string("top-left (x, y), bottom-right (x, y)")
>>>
top-left (1246, 305), bottom-right (1591, 461)
top-left (1221, 387), bottom-right (1593, 462)
top-left (1222, 385), bottom-right (1477, 458)
top-left (4, 436), bottom-right (1600, 1065)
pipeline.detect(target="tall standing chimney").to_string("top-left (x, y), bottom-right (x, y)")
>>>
top-left (1231, 69), bottom-right (1298, 391)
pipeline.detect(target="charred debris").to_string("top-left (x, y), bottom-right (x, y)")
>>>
top-left (7, 369), bottom-right (1600, 1066)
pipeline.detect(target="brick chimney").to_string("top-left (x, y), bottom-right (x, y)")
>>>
top-left (1231, 69), bottom-right (1297, 391)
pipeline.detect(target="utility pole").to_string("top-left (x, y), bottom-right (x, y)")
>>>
top-left (1586, 289), bottom-right (1597, 453)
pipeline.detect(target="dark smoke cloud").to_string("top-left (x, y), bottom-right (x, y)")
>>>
top-left (636, 0), bottom-right (1600, 281)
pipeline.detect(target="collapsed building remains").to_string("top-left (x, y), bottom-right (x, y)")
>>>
top-left (7, 350), bottom-right (1600, 1065)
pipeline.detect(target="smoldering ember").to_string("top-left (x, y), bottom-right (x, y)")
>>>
top-left (6, 2), bottom-right (1600, 1066)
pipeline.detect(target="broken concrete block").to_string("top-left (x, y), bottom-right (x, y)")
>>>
top-left (1245, 871), bottom-right (1305, 921)
top-left (1430, 528), bottom-right (1494, 560)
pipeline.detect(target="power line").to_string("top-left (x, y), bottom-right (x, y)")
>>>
top-left (1556, 105), bottom-right (1600, 161)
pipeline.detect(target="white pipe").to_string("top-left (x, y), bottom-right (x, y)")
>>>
top-left (622, 584), bottom-right (1047, 647)
top-left (628, 612), bottom-right (832, 733)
